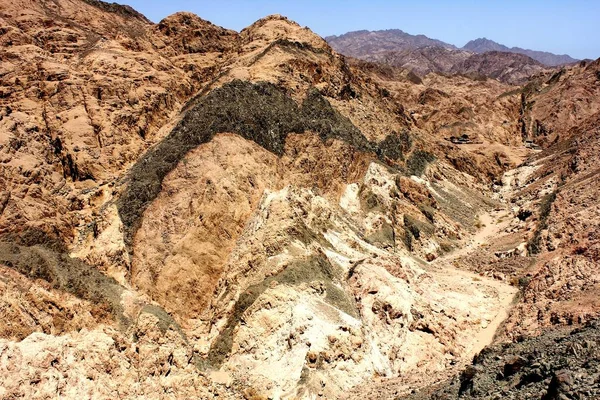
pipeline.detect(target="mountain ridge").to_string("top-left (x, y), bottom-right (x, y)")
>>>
top-left (450, 50), bottom-right (547, 85)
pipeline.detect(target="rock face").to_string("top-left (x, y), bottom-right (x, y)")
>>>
top-left (0, 0), bottom-right (599, 399)
top-left (499, 60), bottom-right (600, 339)
top-left (519, 59), bottom-right (600, 147)
top-left (463, 37), bottom-right (579, 66)
top-left (0, 0), bottom-right (218, 248)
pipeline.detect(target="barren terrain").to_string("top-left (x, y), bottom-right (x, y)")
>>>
top-left (0, 1), bottom-right (599, 399)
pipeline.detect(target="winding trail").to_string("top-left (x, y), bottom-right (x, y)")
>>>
top-left (438, 210), bottom-right (510, 263)
top-left (427, 205), bottom-right (517, 351)
top-left (426, 241), bottom-right (518, 353)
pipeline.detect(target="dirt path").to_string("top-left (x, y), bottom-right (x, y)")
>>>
top-left (344, 258), bottom-right (518, 400)
top-left (343, 157), bottom-right (536, 400)
top-left (438, 209), bottom-right (510, 263)
top-left (443, 209), bottom-right (518, 354)
top-left (426, 258), bottom-right (518, 355)
top-left (425, 204), bottom-right (518, 352)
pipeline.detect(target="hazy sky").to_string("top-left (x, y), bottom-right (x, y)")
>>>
top-left (121, 0), bottom-right (599, 60)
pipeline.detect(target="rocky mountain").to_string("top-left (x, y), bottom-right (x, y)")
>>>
top-left (328, 31), bottom-right (579, 68)
top-left (327, 30), bottom-right (577, 83)
top-left (1, 1), bottom-right (599, 399)
top-left (326, 29), bottom-right (455, 58)
top-left (463, 37), bottom-right (579, 66)
top-left (451, 51), bottom-right (548, 85)
top-left (348, 47), bottom-right (548, 85)
top-left (352, 47), bottom-right (548, 85)
top-left (359, 46), bottom-right (472, 76)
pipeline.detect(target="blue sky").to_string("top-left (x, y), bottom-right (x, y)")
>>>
top-left (122, 0), bottom-right (599, 60)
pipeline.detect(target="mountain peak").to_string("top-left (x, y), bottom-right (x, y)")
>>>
top-left (240, 14), bottom-right (328, 49)
top-left (242, 14), bottom-right (302, 32)
top-left (463, 38), bottom-right (510, 53)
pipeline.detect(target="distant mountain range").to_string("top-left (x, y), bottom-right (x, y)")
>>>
top-left (326, 30), bottom-right (578, 68)
top-left (324, 29), bottom-right (456, 58)
top-left (325, 30), bottom-right (578, 84)
top-left (450, 51), bottom-right (546, 84)
top-left (463, 38), bottom-right (578, 66)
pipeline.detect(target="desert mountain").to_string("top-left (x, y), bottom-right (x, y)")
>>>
top-left (327, 29), bottom-right (577, 83)
top-left (328, 30), bottom-right (579, 67)
top-left (326, 29), bottom-right (455, 58)
top-left (463, 37), bottom-right (579, 66)
top-left (354, 46), bottom-right (472, 76)
top-left (451, 51), bottom-right (548, 85)
top-left (349, 47), bottom-right (548, 85)
top-left (1, 1), bottom-right (599, 399)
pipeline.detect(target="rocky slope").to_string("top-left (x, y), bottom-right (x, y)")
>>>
top-left (351, 59), bottom-right (525, 149)
top-left (519, 59), bottom-right (600, 147)
top-left (501, 59), bottom-right (600, 338)
top-left (0, 1), bottom-right (599, 399)
top-left (463, 37), bottom-right (579, 66)
top-left (399, 320), bottom-right (600, 399)
top-left (0, 0), bottom-right (240, 250)
top-left (357, 48), bottom-right (549, 85)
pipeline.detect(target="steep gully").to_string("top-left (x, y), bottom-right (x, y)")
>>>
top-left (420, 155), bottom-right (528, 352)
